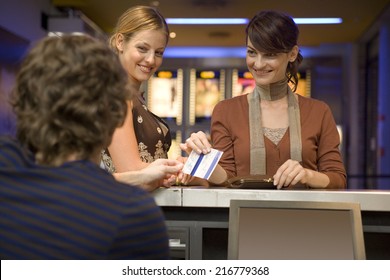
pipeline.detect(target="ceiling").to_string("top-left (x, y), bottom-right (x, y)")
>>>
top-left (52, 0), bottom-right (390, 47)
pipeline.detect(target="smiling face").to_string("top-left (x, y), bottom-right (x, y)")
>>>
top-left (246, 38), bottom-right (298, 86)
top-left (116, 29), bottom-right (167, 88)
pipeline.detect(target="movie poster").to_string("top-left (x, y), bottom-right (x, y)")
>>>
top-left (233, 71), bottom-right (256, 97)
top-left (194, 70), bottom-right (224, 119)
top-left (148, 70), bottom-right (183, 121)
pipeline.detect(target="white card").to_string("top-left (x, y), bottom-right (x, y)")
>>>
top-left (182, 148), bottom-right (223, 180)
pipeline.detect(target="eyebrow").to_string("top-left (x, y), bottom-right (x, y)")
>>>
top-left (136, 41), bottom-right (165, 50)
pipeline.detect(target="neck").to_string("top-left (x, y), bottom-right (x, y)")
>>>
top-left (129, 80), bottom-right (141, 94)
top-left (256, 78), bottom-right (288, 101)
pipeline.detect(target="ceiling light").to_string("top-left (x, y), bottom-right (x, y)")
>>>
top-left (166, 17), bottom-right (342, 25)
top-left (163, 46), bottom-right (324, 58)
top-left (166, 18), bottom-right (249, 24)
top-left (164, 47), bottom-right (246, 57)
top-left (294, 18), bottom-right (343, 24)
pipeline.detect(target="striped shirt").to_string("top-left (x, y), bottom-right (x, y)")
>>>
top-left (0, 136), bottom-right (169, 260)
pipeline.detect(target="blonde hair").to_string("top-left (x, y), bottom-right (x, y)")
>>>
top-left (109, 5), bottom-right (169, 54)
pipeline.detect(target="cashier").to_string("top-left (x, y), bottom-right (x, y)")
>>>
top-left (179, 10), bottom-right (346, 190)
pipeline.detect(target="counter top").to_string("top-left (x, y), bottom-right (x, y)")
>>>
top-left (153, 187), bottom-right (390, 212)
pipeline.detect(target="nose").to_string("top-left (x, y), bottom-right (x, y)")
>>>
top-left (254, 54), bottom-right (266, 68)
top-left (144, 51), bottom-right (155, 64)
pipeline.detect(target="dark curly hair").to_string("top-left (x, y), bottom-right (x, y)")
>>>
top-left (246, 10), bottom-right (303, 91)
top-left (10, 35), bottom-right (130, 166)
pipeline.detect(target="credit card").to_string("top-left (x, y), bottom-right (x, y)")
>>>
top-left (182, 148), bottom-right (223, 180)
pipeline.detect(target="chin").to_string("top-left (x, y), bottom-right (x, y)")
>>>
top-left (137, 74), bottom-right (152, 82)
top-left (254, 78), bottom-right (271, 86)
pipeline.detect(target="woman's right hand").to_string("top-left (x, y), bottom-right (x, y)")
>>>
top-left (179, 131), bottom-right (212, 156)
top-left (177, 131), bottom-right (214, 186)
top-left (143, 159), bottom-right (184, 188)
top-left (114, 159), bottom-right (183, 191)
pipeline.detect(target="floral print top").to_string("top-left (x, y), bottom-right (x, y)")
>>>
top-left (101, 95), bottom-right (171, 173)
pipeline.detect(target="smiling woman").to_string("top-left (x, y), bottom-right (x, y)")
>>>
top-left (212, 10), bottom-right (346, 189)
top-left (100, 5), bottom-right (178, 191)
top-left (182, 10), bottom-right (347, 190)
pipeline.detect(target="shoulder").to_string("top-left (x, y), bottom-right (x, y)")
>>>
top-left (0, 136), bottom-right (34, 168)
top-left (70, 162), bottom-right (155, 206)
top-left (298, 95), bottom-right (331, 113)
top-left (0, 135), bottom-right (19, 149)
top-left (219, 94), bottom-right (248, 106)
top-left (214, 94), bottom-right (248, 113)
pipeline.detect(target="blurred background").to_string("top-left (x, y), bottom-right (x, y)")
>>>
top-left (1, 0), bottom-right (390, 189)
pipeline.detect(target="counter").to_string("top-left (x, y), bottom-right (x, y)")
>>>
top-left (153, 187), bottom-right (390, 260)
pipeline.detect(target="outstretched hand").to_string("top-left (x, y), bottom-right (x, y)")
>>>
top-left (144, 159), bottom-right (184, 189)
top-left (113, 159), bottom-right (183, 192)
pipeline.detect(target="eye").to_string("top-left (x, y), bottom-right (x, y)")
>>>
top-left (246, 49), bottom-right (256, 56)
top-left (155, 50), bottom-right (164, 57)
top-left (137, 46), bottom-right (147, 52)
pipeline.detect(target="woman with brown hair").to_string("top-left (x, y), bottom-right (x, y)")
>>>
top-left (182, 10), bottom-right (346, 189)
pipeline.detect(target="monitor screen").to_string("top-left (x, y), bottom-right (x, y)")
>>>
top-left (228, 200), bottom-right (365, 260)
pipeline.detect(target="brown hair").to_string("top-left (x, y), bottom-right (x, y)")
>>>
top-left (246, 10), bottom-right (303, 91)
top-left (109, 5), bottom-right (169, 54)
top-left (11, 35), bottom-right (129, 165)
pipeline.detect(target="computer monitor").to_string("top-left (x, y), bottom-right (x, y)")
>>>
top-left (228, 200), bottom-right (365, 260)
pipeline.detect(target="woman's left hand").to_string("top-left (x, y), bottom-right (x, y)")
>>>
top-left (273, 159), bottom-right (308, 189)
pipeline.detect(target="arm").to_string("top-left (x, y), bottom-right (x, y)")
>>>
top-left (315, 103), bottom-right (347, 188)
top-left (113, 159), bottom-right (183, 192)
top-left (273, 159), bottom-right (330, 189)
top-left (210, 101), bottom-right (240, 179)
top-left (273, 101), bottom-right (346, 189)
top-left (179, 98), bottom-right (248, 186)
top-left (108, 100), bottom-right (149, 172)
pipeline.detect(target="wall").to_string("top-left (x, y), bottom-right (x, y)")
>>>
top-left (0, 0), bottom-right (60, 135)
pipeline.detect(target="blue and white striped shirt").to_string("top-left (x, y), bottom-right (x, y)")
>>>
top-left (0, 136), bottom-right (169, 259)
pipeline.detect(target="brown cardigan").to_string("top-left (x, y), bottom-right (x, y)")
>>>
top-left (211, 94), bottom-right (346, 189)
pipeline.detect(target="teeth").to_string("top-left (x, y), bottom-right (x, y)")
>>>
top-left (256, 70), bottom-right (271, 74)
top-left (139, 65), bottom-right (151, 73)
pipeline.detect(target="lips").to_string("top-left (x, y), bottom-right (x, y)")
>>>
top-left (254, 69), bottom-right (272, 74)
top-left (138, 65), bottom-right (153, 73)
